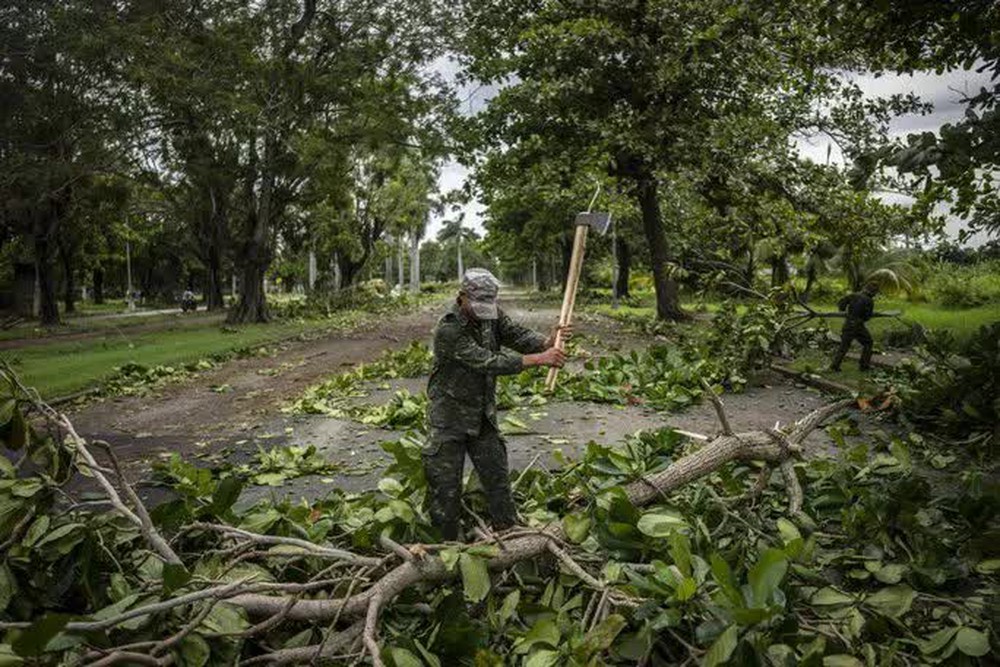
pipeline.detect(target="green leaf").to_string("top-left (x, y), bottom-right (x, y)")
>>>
top-left (388, 647), bottom-right (422, 667)
top-left (12, 614), bottom-right (71, 657)
top-left (864, 585), bottom-right (916, 618)
top-left (22, 516), bottom-right (49, 548)
top-left (209, 477), bottom-right (243, 516)
top-left (177, 633), bottom-right (210, 667)
top-left (776, 518), bottom-right (801, 544)
top-left (0, 399), bottom-right (16, 426)
top-left (378, 478), bottom-right (404, 497)
top-left (748, 549), bottom-right (787, 608)
top-left (439, 548), bottom-right (460, 572)
top-left (810, 587), bottom-right (855, 606)
top-left (954, 627), bottom-right (990, 657)
top-left (974, 559), bottom-right (1000, 574)
top-left (515, 619), bottom-right (560, 654)
top-left (822, 656), bottom-right (863, 667)
top-left (163, 563), bottom-right (192, 595)
top-left (710, 554), bottom-right (741, 606)
top-left (917, 626), bottom-right (959, 655)
top-left (562, 512), bottom-right (591, 543)
top-left (674, 577), bottom-right (697, 602)
top-left (580, 614), bottom-right (626, 654)
top-left (459, 553), bottom-right (490, 603)
top-left (201, 603), bottom-right (248, 635)
top-left (34, 523), bottom-right (85, 554)
top-left (0, 564), bottom-right (15, 613)
top-left (873, 563), bottom-right (907, 585)
top-left (703, 625), bottom-right (738, 667)
top-left (0, 643), bottom-right (23, 666)
top-left (636, 510), bottom-right (687, 537)
top-left (499, 590), bottom-right (520, 624)
top-left (524, 649), bottom-right (559, 667)
top-left (669, 532), bottom-right (692, 577)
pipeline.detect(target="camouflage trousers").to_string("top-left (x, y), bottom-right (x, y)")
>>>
top-left (423, 416), bottom-right (517, 541)
top-left (831, 320), bottom-right (873, 371)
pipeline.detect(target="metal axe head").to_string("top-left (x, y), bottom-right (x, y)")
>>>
top-left (575, 211), bottom-right (612, 235)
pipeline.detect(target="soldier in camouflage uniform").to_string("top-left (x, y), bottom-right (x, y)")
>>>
top-left (425, 268), bottom-right (569, 540)
top-left (830, 282), bottom-right (880, 372)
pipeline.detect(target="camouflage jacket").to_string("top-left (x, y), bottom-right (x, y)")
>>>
top-left (428, 304), bottom-right (548, 435)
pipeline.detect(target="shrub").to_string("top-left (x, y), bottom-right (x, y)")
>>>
top-left (924, 260), bottom-right (1000, 307)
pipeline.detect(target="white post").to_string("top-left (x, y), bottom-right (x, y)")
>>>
top-left (532, 257), bottom-right (538, 291)
top-left (231, 273), bottom-right (237, 300)
top-left (409, 232), bottom-right (421, 294)
top-left (308, 249), bottom-right (317, 291)
top-left (332, 252), bottom-right (342, 292)
top-left (456, 222), bottom-right (464, 282)
top-left (397, 236), bottom-right (405, 290)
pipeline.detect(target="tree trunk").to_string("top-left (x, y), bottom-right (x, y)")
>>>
top-left (802, 262), bottom-right (817, 303)
top-left (58, 241), bottom-right (76, 314)
top-left (205, 243), bottom-right (225, 310)
top-left (635, 171), bottom-right (686, 321)
top-left (93, 266), bottom-right (105, 304)
top-left (615, 236), bottom-right (631, 298)
top-left (34, 236), bottom-right (60, 326)
top-left (560, 235), bottom-right (573, 289)
top-left (228, 136), bottom-right (274, 324)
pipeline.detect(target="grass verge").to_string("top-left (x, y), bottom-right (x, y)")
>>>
top-left (1, 299), bottom-right (439, 398)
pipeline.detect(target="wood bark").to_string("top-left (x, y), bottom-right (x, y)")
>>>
top-left (92, 266), bottom-right (105, 304)
top-left (615, 235), bottom-right (630, 299)
top-left (58, 238), bottom-right (76, 314)
top-left (635, 169), bottom-right (686, 321)
top-left (34, 230), bottom-right (60, 326)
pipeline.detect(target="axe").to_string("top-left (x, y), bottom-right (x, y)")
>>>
top-left (545, 187), bottom-right (612, 391)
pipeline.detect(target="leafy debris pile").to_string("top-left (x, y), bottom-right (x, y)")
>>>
top-left (1, 366), bottom-right (995, 665)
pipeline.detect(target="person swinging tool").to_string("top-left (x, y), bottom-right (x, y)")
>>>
top-left (424, 268), bottom-right (570, 540)
top-left (830, 282), bottom-right (880, 372)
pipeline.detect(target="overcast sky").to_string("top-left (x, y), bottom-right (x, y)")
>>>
top-left (428, 63), bottom-right (994, 246)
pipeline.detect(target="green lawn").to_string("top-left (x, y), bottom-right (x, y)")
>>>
top-left (1, 316), bottom-right (366, 399)
top-left (588, 294), bottom-right (999, 342)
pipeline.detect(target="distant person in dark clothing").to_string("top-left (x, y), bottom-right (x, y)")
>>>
top-left (830, 283), bottom-right (879, 372)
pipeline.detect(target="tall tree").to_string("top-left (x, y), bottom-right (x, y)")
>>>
top-left (0, 0), bottom-right (135, 324)
top-left (463, 0), bottom-right (840, 320)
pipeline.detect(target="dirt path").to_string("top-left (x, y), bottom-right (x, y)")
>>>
top-left (69, 301), bottom-right (446, 463)
top-left (62, 295), bottom-right (854, 507)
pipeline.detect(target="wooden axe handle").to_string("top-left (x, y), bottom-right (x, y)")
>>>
top-left (546, 224), bottom-right (589, 391)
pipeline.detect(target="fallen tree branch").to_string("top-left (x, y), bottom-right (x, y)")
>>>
top-left (240, 620), bottom-right (365, 666)
top-left (229, 399), bottom-right (854, 623)
top-left (188, 523), bottom-right (383, 567)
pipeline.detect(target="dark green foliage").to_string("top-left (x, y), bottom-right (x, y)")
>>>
top-left (897, 323), bottom-right (999, 453)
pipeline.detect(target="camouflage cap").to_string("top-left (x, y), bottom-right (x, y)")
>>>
top-left (461, 268), bottom-right (500, 320)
